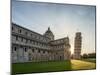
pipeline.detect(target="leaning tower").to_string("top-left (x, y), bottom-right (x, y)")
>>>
top-left (74, 32), bottom-right (82, 59)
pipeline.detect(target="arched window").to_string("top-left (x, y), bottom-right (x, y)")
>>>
top-left (21, 37), bottom-right (23, 42)
top-left (24, 48), bottom-right (27, 52)
top-left (12, 27), bottom-right (14, 31)
top-left (60, 56), bottom-right (62, 60)
top-left (38, 49), bottom-right (40, 53)
top-left (31, 34), bottom-right (32, 36)
top-left (14, 47), bottom-right (16, 51)
top-left (19, 29), bottom-right (21, 33)
top-left (16, 36), bottom-right (18, 40)
top-left (43, 51), bottom-right (45, 53)
top-left (32, 49), bottom-right (34, 53)
top-left (25, 32), bottom-right (28, 35)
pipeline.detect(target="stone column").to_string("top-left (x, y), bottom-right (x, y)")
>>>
top-left (64, 44), bottom-right (71, 60)
top-left (28, 48), bottom-right (33, 61)
top-left (12, 46), bottom-right (18, 63)
top-left (18, 46), bottom-right (24, 62)
top-left (23, 48), bottom-right (29, 62)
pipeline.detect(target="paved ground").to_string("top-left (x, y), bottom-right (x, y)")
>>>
top-left (71, 60), bottom-right (96, 70)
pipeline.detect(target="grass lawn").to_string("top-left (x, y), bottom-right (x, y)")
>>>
top-left (81, 58), bottom-right (96, 63)
top-left (71, 60), bottom-right (96, 70)
top-left (12, 60), bottom-right (96, 75)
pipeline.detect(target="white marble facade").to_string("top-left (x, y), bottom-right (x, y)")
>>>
top-left (12, 23), bottom-right (71, 63)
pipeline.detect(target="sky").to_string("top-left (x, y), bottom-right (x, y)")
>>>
top-left (12, 0), bottom-right (96, 54)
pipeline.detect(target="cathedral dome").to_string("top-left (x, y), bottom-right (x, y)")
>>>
top-left (44, 27), bottom-right (54, 41)
top-left (45, 27), bottom-right (53, 35)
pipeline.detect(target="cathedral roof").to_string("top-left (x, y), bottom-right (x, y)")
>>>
top-left (44, 27), bottom-right (54, 36)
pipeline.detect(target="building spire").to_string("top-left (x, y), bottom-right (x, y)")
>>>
top-left (48, 27), bottom-right (50, 31)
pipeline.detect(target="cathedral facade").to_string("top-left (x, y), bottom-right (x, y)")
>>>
top-left (12, 23), bottom-right (71, 63)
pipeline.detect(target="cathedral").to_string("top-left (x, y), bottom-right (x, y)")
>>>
top-left (12, 23), bottom-right (71, 63)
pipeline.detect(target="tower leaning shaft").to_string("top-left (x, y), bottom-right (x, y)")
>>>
top-left (74, 32), bottom-right (82, 59)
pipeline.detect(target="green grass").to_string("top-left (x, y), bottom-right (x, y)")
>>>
top-left (12, 60), bottom-right (96, 75)
top-left (12, 60), bottom-right (72, 74)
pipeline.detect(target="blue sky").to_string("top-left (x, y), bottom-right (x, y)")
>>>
top-left (12, 1), bottom-right (96, 54)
